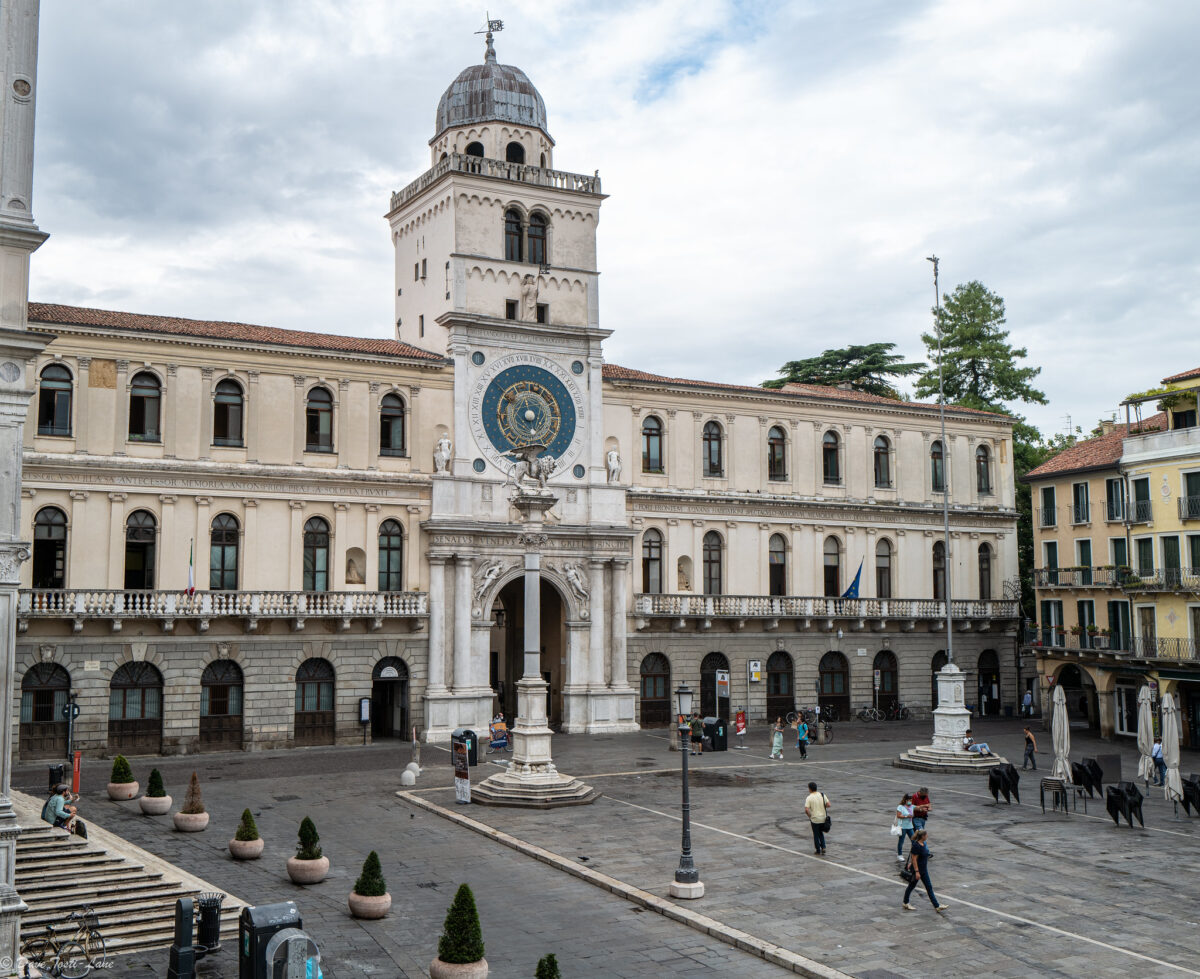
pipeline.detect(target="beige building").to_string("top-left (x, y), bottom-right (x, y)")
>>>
top-left (12, 37), bottom-right (1021, 759)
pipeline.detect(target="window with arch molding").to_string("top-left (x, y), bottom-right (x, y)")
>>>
top-left (213, 378), bottom-right (244, 446)
top-left (875, 538), bottom-right (892, 599)
top-left (930, 440), bottom-right (945, 493)
top-left (767, 426), bottom-right (787, 481)
top-left (642, 529), bottom-right (663, 594)
top-left (873, 435), bottom-right (891, 488)
top-left (210, 513), bottom-right (239, 591)
top-left (641, 416), bottom-right (664, 473)
top-left (823, 537), bottom-right (840, 596)
top-left (932, 540), bottom-right (947, 601)
top-left (822, 431), bottom-right (840, 485)
top-left (976, 444), bottom-right (992, 494)
top-left (506, 141), bottom-right (525, 163)
top-left (124, 510), bottom-right (156, 590)
top-left (978, 542), bottom-right (992, 600)
top-left (527, 212), bottom-right (547, 266)
top-left (768, 534), bottom-right (787, 596)
top-left (465, 141), bottom-right (484, 157)
top-left (303, 517), bottom-right (330, 592)
top-left (504, 209), bottom-right (523, 262)
top-left (37, 364), bottom-right (72, 437)
top-left (378, 519), bottom-right (404, 591)
top-left (380, 393), bottom-right (407, 456)
top-left (32, 506), bottom-right (67, 589)
top-left (305, 387), bottom-right (333, 453)
top-left (129, 371), bottom-right (161, 441)
top-left (702, 421), bottom-right (723, 477)
top-left (702, 531), bottom-right (723, 595)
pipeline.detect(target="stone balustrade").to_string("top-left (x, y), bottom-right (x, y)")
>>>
top-left (391, 152), bottom-right (602, 210)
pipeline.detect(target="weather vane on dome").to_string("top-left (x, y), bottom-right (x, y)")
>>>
top-left (476, 13), bottom-right (504, 63)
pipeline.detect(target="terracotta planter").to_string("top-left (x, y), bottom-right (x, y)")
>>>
top-left (286, 855), bottom-right (329, 885)
top-left (139, 794), bottom-right (172, 815)
top-left (173, 811), bottom-right (210, 832)
top-left (229, 837), bottom-right (264, 860)
top-left (429, 958), bottom-right (488, 979)
top-left (107, 781), bottom-right (139, 801)
top-left (348, 891), bottom-right (391, 919)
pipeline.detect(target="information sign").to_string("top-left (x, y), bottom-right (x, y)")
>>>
top-left (716, 670), bottom-right (730, 700)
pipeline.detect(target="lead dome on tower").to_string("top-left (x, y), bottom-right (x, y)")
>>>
top-left (434, 35), bottom-right (550, 141)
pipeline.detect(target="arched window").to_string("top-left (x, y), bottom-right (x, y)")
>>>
top-left (874, 650), bottom-right (898, 711)
top-left (200, 660), bottom-right (243, 750)
top-left (700, 651), bottom-right (731, 720)
top-left (20, 663), bottom-right (70, 758)
top-left (702, 421), bottom-right (723, 477)
top-left (305, 386), bottom-right (333, 452)
top-left (875, 538), bottom-right (892, 599)
top-left (378, 519), bottom-right (404, 591)
top-left (642, 529), bottom-right (663, 594)
top-left (768, 534), bottom-right (787, 596)
top-left (818, 651), bottom-right (849, 717)
top-left (978, 542), bottom-right (992, 600)
top-left (930, 440), bottom-right (945, 493)
top-left (380, 393), bottom-right (407, 456)
top-left (295, 658), bottom-right (335, 746)
top-left (702, 531), bottom-right (723, 595)
top-left (873, 435), bottom-right (891, 488)
top-left (210, 513), bottom-right (239, 591)
top-left (37, 364), bottom-right (72, 437)
top-left (128, 371), bottom-right (161, 441)
top-left (931, 649), bottom-right (948, 707)
top-left (124, 510), bottom-right (156, 589)
top-left (527, 212), bottom-right (547, 266)
top-left (465, 141), bottom-right (484, 157)
top-left (822, 431), bottom-right (840, 484)
top-left (32, 506), bottom-right (67, 589)
top-left (303, 517), bottom-right (330, 592)
top-left (641, 416), bottom-right (663, 473)
top-left (504, 208), bottom-right (523, 262)
top-left (213, 378), bottom-right (244, 446)
top-left (932, 540), bottom-right (946, 601)
top-left (976, 445), bottom-right (991, 494)
top-left (823, 536), bottom-right (840, 597)
top-left (506, 141), bottom-right (525, 164)
top-left (639, 653), bottom-right (671, 726)
top-left (767, 426), bottom-right (787, 481)
top-left (977, 649), bottom-right (1001, 716)
top-left (766, 651), bottom-right (795, 718)
top-left (108, 661), bottom-right (163, 754)
top-left (539, 152), bottom-right (546, 167)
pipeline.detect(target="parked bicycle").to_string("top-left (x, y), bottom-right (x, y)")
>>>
top-left (885, 702), bottom-right (912, 721)
top-left (857, 705), bottom-right (884, 722)
top-left (20, 907), bottom-right (106, 978)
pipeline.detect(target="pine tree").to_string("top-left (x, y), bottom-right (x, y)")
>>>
top-left (181, 772), bottom-right (205, 814)
top-left (235, 808), bottom-right (259, 842)
top-left (353, 851), bottom-right (387, 897)
top-left (147, 768), bottom-right (166, 798)
top-left (296, 816), bottom-right (322, 860)
top-left (536, 953), bottom-right (562, 979)
top-left (764, 342), bottom-right (923, 399)
top-left (110, 755), bottom-right (134, 784)
top-left (437, 883), bottom-right (485, 964)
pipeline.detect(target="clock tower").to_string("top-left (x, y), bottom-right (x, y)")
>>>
top-left (387, 30), bottom-right (636, 740)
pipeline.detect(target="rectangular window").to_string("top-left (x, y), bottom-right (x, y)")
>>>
top-left (1108, 600), bottom-right (1131, 649)
top-left (1040, 599), bottom-right (1064, 645)
top-left (1137, 605), bottom-right (1157, 645)
top-left (414, 263), bottom-right (419, 281)
top-left (1133, 477), bottom-right (1151, 522)
top-left (1072, 482), bottom-right (1090, 524)
top-left (1135, 537), bottom-right (1154, 575)
top-left (1189, 534), bottom-right (1200, 571)
top-left (1106, 478), bottom-right (1125, 522)
top-left (1163, 535), bottom-right (1181, 586)
top-left (536, 303), bottom-right (548, 324)
top-left (1077, 539), bottom-right (1092, 586)
top-left (1044, 541), bottom-right (1058, 568)
top-left (419, 314), bottom-right (424, 337)
top-left (1112, 537), bottom-right (1128, 568)
top-left (421, 258), bottom-right (427, 279)
top-left (1077, 599), bottom-right (1095, 643)
top-left (1184, 472), bottom-right (1200, 521)
top-left (505, 300), bottom-right (517, 320)
top-left (1173, 408), bottom-right (1196, 429)
top-left (1040, 486), bottom-right (1056, 527)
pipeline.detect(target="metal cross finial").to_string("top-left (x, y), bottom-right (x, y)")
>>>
top-left (476, 12), bottom-right (504, 64)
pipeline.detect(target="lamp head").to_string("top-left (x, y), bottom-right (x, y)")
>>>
top-left (676, 682), bottom-right (693, 717)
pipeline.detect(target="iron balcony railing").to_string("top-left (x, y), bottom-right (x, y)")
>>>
top-left (633, 593), bottom-right (1018, 620)
top-left (1022, 627), bottom-right (1199, 661)
top-left (1037, 507), bottom-right (1057, 528)
top-left (391, 152), bottom-right (603, 210)
top-left (1106, 499), bottom-right (1126, 522)
top-left (1131, 499), bottom-right (1153, 523)
top-left (1071, 502), bottom-right (1090, 524)
top-left (1118, 568), bottom-right (1200, 592)
top-left (1032, 567), bottom-right (1121, 588)
top-left (1180, 495), bottom-right (1200, 521)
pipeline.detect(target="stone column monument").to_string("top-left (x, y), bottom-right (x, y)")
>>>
top-left (895, 662), bottom-right (1008, 772)
top-left (0, 1), bottom-right (50, 969)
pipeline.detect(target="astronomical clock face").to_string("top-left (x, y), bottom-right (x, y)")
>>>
top-left (469, 354), bottom-right (585, 469)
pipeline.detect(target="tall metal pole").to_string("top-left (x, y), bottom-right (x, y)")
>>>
top-left (675, 722), bottom-right (698, 885)
top-left (927, 256), bottom-right (954, 664)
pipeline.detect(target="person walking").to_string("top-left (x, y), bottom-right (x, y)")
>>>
top-left (770, 718), bottom-right (785, 759)
top-left (690, 712), bottom-right (704, 756)
top-left (804, 781), bottom-right (830, 855)
top-left (1022, 727), bottom-right (1039, 770)
top-left (1152, 736), bottom-right (1166, 785)
top-left (1022, 689), bottom-right (1033, 717)
top-left (902, 829), bottom-right (947, 912)
top-left (894, 793), bottom-right (915, 861)
top-left (795, 718), bottom-right (809, 759)
top-left (911, 787), bottom-right (931, 831)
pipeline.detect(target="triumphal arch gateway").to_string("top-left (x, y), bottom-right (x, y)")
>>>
top-left (12, 35), bottom-right (1021, 758)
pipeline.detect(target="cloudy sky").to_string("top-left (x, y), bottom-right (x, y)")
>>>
top-left (27, 1), bottom-right (1200, 437)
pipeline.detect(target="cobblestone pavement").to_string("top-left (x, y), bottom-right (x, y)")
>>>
top-left (14, 717), bottom-right (1200, 978)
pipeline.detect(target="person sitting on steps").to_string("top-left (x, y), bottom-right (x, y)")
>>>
top-left (962, 730), bottom-right (994, 756)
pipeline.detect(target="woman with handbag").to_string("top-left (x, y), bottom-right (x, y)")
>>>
top-left (804, 781), bottom-right (830, 855)
top-left (892, 793), bottom-right (915, 861)
top-left (902, 830), bottom-right (947, 913)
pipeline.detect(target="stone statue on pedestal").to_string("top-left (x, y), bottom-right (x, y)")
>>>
top-left (605, 448), bottom-right (621, 483)
top-left (433, 433), bottom-right (452, 473)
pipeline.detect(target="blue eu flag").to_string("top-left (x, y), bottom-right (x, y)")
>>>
top-left (841, 559), bottom-right (863, 599)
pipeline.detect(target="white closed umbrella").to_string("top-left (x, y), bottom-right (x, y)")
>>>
top-left (1051, 685), bottom-right (1071, 781)
top-left (1161, 693), bottom-right (1184, 808)
top-left (1136, 685), bottom-right (1155, 788)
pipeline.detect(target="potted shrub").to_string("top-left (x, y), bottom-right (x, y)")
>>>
top-left (430, 883), bottom-right (487, 978)
top-left (107, 755), bottom-right (139, 801)
top-left (348, 850), bottom-right (391, 919)
top-left (172, 772), bottom-right (210, 832)
top-left (139, 768), bottom-right (172, 815)
top-left (229, 808), bottom-right (264, 860)
top-left (286, 816), bottom-right (329, 884)
top-left (536, 954), bottom-right (561, 979)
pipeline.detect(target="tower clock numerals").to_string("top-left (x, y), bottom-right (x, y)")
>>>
top-left (474, 359), bottom-right (581, 467)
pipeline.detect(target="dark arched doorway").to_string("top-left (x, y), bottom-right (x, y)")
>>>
top-left (700, 652), bottom-right (731, 720)
top-left (295, 658), bottom-right (336, 746)
top-left (200, 660), bottom-right (244, 750)
top-left (818, 652), bottom-right (849, 720)
top-left (873, 650), bottom-right (898, 713)
top-left (492, 577), bottom-right (567, 729)
top-left (931, 650), bottom-right (948, 708)
top-left (1056, 664), bottom-right (1096, 726)
top-left (766, 651), bottom-right (795, 719)
top-left (372, 657), bottom-right (409, 739)
top-left (20, 663), bottom-right (70, 758)
top-left (639, 653), bottom-right (671, 727)
top-left (108, 662), bottom-right (163, 754)
top-left (977, 650), bottom-right (1001, 716)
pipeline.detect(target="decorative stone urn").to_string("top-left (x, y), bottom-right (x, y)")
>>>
top-left (286, 856), bottom-right (329, 885)
top-left (173, 811), bottom-right (210, 832)
top-left (107, 781), bottom-right (139, 801)
top-left (347, 891), bottom-right (391, 919)
top-left (139, 794), bottom-right (172, 815)
top-left (229, 837), bottom-right (264, 860)
top-left (429, 959), bottom-right (488, 979)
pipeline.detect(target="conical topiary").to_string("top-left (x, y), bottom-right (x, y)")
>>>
top-left (235, 808), bottom-right (259, 842)
top-left (437, 883), bottom-right (484, 965)
top-left (353, 851), bottom-right (386, 897)
top-left (110, 755), bottom-right (134, 784)
top-left (296, 816), bottom-right (322, 860)
top-left (535, 953), bottom-right (561, 979)
top-left (147, 768), bottom-right (166, 798)
top-left (180, 772), bottom-right (205, 814)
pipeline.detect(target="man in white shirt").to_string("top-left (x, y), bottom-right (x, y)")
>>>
top-left (804, 781), bottom-right (830, 855)
top-left (1151, 737), bottom-right (1166, 785)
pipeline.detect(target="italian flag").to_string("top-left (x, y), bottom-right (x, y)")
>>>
top-left (186, 539), bottom-right (196, 596)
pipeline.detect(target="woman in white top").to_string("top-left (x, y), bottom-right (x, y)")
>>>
top-left (894, 793), bottom-right (915, 860)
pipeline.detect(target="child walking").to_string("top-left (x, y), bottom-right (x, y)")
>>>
top-left (770, 717), bottom-right (785, 759)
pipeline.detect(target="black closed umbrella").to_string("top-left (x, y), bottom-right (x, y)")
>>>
top-left (1182, 776), bottom-right (1200, 816)
top-left (1083, 758), bottom-right (1103, 798)
top-left (989, 767), bottom-right (1004, 803)
top-left (1122, 781), bottom-right (1145, 828)
top-left (1000, 762), bottom-right (1020, 804)
top-left (1071, 761), bottom-right (1087, 791)
top-left (1105, 785), bottom-right (1124, 826)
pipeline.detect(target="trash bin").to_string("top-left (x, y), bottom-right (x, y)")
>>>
top-left (703, 716), bottom-right (727, 752)
top-left (239, 901), bottom-right (301, 979)
top-left (47, 763), bottom-right (65, 792)
top-left (451, 728), bottom-right (478, 766)
top-left (196, 892), bottom-right (224, 955)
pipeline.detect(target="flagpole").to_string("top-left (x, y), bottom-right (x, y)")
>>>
top-left (927, 255), bottom-right (953, 665)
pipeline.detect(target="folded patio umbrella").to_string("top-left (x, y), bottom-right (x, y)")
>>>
top-left (1161, 693), bottom-right (1184, 807)
top-left (1136, 686), bottom-right (1155, 787)
top-left (1051, 685), bottom-right (1071, 781)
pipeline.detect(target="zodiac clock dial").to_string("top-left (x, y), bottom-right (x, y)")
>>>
top-left (470, 356), bottom-right (582, 468)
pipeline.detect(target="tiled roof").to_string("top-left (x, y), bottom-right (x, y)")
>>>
top-left (1162, 366), bottom-right (1200, 384)
top-left (602, 364), bottom-right (1005, 418)
top-left (28, 303), bottom-right (446, 363)
top-left (1023, 414), bottom-right (1167, 481)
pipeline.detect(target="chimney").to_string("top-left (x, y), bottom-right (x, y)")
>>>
top-left (1099, 419), bottom-right (1115, 436)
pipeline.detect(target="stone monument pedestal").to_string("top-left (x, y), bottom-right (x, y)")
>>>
top-left (895, 663), bottom-right (1007, 773)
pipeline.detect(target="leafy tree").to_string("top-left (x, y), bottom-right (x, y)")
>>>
top-left (437, 883), bottom-right (485, 964)
top-left (296, 816), bottom-right (322, 860)
top-left (181, 772), bottom-right (205, 814)
top-left (763, 342), bottom-right (923, 399)
top-left (354, 851), bottom-right (387, 897)
top-left (147, 768), bottom-right (166, 798)
top-left (536, 953), bottom-right (562, 979)
top-left (235, 808), bottom-right (260, 842)
top-left (110, 755), bottom-right (134, 784)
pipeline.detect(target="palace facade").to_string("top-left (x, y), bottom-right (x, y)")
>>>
top-left (12, 38), bottom-right (1021, 758)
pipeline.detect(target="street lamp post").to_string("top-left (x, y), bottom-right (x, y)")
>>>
top-left (670, 683), bottom-right (704, 899)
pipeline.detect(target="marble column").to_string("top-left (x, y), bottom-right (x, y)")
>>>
top-left (453, 555), bottom-right (473, 691)
top-left (609, 559), bottom-right (629, 689)
top-left (588, 560), bottom-right (605, 688)
top-left (427, 557), bottom-right (447, 692)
